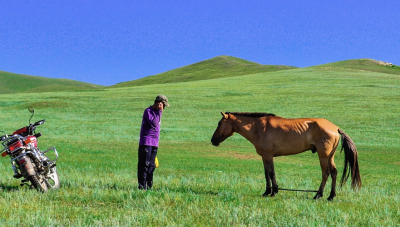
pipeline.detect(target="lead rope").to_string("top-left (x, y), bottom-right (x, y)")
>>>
top-left (278, 187), bottom-right (318, 193)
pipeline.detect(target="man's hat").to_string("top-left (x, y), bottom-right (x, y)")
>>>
top-left (155, 95), bottom-right (170, 107)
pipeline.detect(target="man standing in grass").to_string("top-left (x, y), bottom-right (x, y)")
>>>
top-left (137, 95), bottom-right (169, 190)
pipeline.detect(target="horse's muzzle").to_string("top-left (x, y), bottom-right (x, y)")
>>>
top-left (211, 138), bottom-right (220, 146)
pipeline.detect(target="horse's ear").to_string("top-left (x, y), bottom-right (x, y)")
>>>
top-left (220, 111), bottom-right (228, 119)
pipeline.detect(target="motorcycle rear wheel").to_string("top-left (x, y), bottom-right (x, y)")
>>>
top-left (45, 167), bottom-right (60, 190)
top-left (24, 156), bottom-right (49, 192)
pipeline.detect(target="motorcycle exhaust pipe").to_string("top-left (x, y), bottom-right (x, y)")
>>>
top-left (42, 160), bottom-right (50, 173)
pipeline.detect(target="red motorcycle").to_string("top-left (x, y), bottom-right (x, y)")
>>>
top-left (1, 108), bottom-right (60, 192)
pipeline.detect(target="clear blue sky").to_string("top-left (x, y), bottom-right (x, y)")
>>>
top-left (1, 1), bottom-right (399, 86)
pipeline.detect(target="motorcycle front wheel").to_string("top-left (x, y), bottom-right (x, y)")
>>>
top-left (29, 173), bottom-right (49, 192)
top-left (45, 167), bottom-right (60, 190)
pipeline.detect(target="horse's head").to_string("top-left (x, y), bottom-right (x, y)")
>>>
top-left (211, 112), bottom-right (235, 146)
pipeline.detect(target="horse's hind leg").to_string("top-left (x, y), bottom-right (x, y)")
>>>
top-left (325, 137), bottom-right (339, 200)
top-left (314, 156), bottom-right (330, 200)
top-left (314, 132), bottom-right (339, 200)
top-left (327, 158), bottom-right (337, 201)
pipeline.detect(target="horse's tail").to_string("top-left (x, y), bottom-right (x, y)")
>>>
top-left (338, 129), bottom-right (362, 190)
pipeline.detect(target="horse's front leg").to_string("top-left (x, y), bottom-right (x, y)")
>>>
top-left (262, 156), bottom-right (278, 197)
top-left (262, 162), bottom-right (272, 197)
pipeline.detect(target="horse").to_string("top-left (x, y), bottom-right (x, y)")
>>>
top-left (211, 112), bottom-right (361, 201)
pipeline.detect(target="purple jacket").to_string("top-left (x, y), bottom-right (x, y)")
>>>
top-left (139, 106), bottom-right (162, 147)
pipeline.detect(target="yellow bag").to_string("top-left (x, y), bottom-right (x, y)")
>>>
top-left (155, 156), bottom-right (159, 168)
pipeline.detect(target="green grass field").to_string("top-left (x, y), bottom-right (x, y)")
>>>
top-left (0, 63), bottom-right (399, 226)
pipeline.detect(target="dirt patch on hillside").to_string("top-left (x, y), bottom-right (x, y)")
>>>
top-left (369, 59), bottom-right (393, 66)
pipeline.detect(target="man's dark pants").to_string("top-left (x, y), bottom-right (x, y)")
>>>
top-left (137, 145), bottom-right (158, 190)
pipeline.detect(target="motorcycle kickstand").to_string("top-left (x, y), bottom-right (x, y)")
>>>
top-left (20, 179), bottom-right (30, 187)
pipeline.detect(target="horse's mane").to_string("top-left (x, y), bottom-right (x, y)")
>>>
top-left (225, 112), bottom-right (277, 118)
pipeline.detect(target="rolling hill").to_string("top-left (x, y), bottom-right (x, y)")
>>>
top-left (2, 57), bottom-right (399, 94)
top-left (110, 55), bottom-right (297, 88)
top-left (311, 59), bottom-right (400, 75)
top-left (0, 70), bottom-right (103, 94)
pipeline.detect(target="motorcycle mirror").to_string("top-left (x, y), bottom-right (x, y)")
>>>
top-left (0, 131), bottom-right (8, 139)
top-left (28, 107), bottom-right (35, 125)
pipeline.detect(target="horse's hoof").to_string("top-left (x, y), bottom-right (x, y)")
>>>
top-left (327, 192), bottom-right (336, 201)
top-left (270, 187), bottom-right (278, 197)
top-left (313, 194), bottom-right (322, 200)
top-left (262, 191), bottom-right (271, 197)
top-left (263, 188), bottom-right (272, 197)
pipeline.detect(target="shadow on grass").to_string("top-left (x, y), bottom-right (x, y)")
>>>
top-left (0, 183), bottom-right (21, 192)
top-left (154, 184), bottom-right (320, 201)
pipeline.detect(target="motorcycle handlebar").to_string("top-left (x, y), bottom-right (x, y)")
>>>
top-left (33, 119), bottom-right (45, 127)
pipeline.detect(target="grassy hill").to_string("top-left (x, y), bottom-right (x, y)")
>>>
top-left (111, 57), bottom-right (400, 88)
top-left (0, 70), bottom-right (103, 94)
top-left (110, 55), bottom-right (297, 88)
top-left (0, 65), bottom-right (399, 225)
top-left (311, 58), bottom-right (400, 75)
top-left (2, 57), bottom-right (399, 94)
